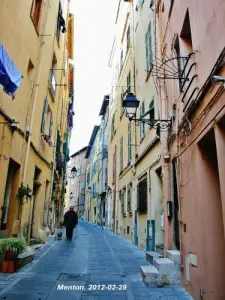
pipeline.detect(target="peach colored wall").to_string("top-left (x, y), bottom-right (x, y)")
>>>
top-left (157, 0), bottom-right (225, 299)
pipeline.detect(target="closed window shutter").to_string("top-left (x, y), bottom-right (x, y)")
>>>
top-left (49, 111), bottom-right (53, 136)
top-left (145, 32), bottom-right (149, 72)
top-left (142, 101), bottom-right (145, 136)
top-left (128, 122), bottom-right (132, 161)
top-left (41, 97), bottom-right (48, 133)
top-left (120, 136), bottom-right (123, 171)
top-left (145, 23), bottom-right (152, 72)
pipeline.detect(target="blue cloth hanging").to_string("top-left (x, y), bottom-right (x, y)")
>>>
top-left (0, 42), bottom-right (22, 94)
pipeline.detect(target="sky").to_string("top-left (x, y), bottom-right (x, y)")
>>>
top-left (69, 0), bottom-right (118, 155)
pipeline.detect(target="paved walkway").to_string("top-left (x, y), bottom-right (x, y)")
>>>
top-left (0, 221), bottom-right (192, 299)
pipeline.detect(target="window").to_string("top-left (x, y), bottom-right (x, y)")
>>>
top-left (168, 0), bottom-right (174, 16)
top-left (127, 226), bottom-right (130, 234)
top-left (128, 122), bottom-right (132, 162)
top-left (126, 25), bottom-right (130, 53)
top-left (120, 50), bottom-right (123, 73)
top-left (120, 190), bottom-right (125, 214)
top-left (137, 177), bottom-right (147, 213)
top-left (111, 113), bottom-right (115, 138)
top-left (30, 0), bottom-right (43, 33)
top-left (41, 98), bottom-right (48, 133)
top-left (27, 59), bottom-right (34, 80)
top-left (56, 3), bottom-right (63, 41)
top-left (112, 152), bottom-right (116, 183)
top-left (87, 172), bottom-right (90, 185)
top-left (120, 92), bottom-right (124, 117)
top-left (140, 101), bottom-right (145, 139)
top-left (174, 36), bottom-right (183, 92)
top-left (180, 10), bottom-right (193, 52)
top-left (136, 0), bottom-right (144, 7)
top-left (49, 70), bottom-right (56, 98)
top-left (49, 111), bottom-right (53, 136)
top-left (127, 71), bottom-right (131, 93)
top-left (145, 23), bottom-right (153, 73)
top-left (120, 136), bottom-right (123, 172)
top-left (149, 98), bottom-right (155, 123)
top-left (127, 184), bottom-right (132, 212)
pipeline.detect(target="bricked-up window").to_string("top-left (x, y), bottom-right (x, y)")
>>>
top-left (137, 177), bottom-right (147, 213)
top-left (30, 0), bottom-right (43, 33)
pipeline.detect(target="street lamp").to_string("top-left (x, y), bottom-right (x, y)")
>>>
top-left (71, 166), bottom-right (77, 178)
top-left (122, 93), bottom-right (172, 133)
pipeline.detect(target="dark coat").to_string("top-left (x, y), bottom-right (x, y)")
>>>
top-left (63, 211), bottom-right (78, 228)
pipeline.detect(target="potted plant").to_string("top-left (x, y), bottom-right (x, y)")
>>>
top-left (16, 183), bottom-right (32, 203)
top-left (0, 238), bottom-right (27, 273)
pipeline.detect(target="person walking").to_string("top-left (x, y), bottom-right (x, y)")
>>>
top-left (63, 206), bottom-right (78, 240)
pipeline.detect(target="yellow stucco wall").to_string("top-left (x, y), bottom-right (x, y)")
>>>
top-left (0, 0), bottom-right (72, 241)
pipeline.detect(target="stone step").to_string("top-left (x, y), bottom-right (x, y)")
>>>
top-left (141, 265), bottom-right (159, 285)
top-left (153, 257), bottom-right (175, 274)
top-left (141, 265), bottom-right (181, 286)
top-left (0, 230), bottom-right (9, 239)
top-left (167, 249), bottom-right (181, 265)
top-left (146, 251), bottom-right (164, 264)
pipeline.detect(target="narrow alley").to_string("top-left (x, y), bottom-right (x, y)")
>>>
top-left (0, 222), bottom-right (192, 300)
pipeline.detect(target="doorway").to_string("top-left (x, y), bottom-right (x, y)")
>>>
top-left (1, 159), bottom-right (20, 233)
top-left (172, 160), bottom-right (180, 250)
top-left (30, 166), bottom-right (41, 238)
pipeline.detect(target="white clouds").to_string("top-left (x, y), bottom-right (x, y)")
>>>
top-left (69, 0), bottom-right (117, 155)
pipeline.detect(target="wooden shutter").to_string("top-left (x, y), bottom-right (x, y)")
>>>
top-left (49, 111), bottom-right (53, 136)
top-left (128, 122), bottom-right (132, 161)
top-left (41, 97), bottom-right (48, 133)
top-left (120, 136), bottom-right (123, 172)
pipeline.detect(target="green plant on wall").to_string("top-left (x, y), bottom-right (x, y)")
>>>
top-left (16, 183), bottom-right (32, 203)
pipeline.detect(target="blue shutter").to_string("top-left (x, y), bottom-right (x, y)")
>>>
top-left (49, 111), bottom-right (53, 136)
top-left (41, 98), bottom-right (48, 133)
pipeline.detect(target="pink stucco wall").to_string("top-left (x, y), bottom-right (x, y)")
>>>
top-left (157, 0), bottom-right (225, 298)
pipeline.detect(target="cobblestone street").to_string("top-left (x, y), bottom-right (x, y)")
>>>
top-left (0, 222), bottom-right (192, 300)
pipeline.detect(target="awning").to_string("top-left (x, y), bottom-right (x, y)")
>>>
top-left (0, 42), bottom-right (22, 95)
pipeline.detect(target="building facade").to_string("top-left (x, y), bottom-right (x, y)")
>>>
top-left (107, 0), bottom-right (163, 252)
top-left (98, 96), bottom-right (110, 227)
top-left (155, 0), bottom-right (225, 299)
top-left (69, 146), bottom-right (88, 217)
top-left (0, 0), bottom-right (74, 242)
top-left (84, 126), bottom-right (100, 223)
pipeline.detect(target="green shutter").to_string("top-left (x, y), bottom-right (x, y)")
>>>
top-left (120, 136), bottom-right (123, 172)
top-left (49, 111), bottom-right (53, 136)
top-left (142, 101), bottom-right (145, 135)
top-left (41, 97), bottom-right (48, 133)
top-left (128, 122), bottom-right (132, 161)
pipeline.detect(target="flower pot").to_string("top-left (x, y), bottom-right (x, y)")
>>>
top-left (5, 251), bottom-right (17, 261)
top-left (8, 261), bottom-right (15, 273)
top-left (2, 260), bottom-right (9, 273)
